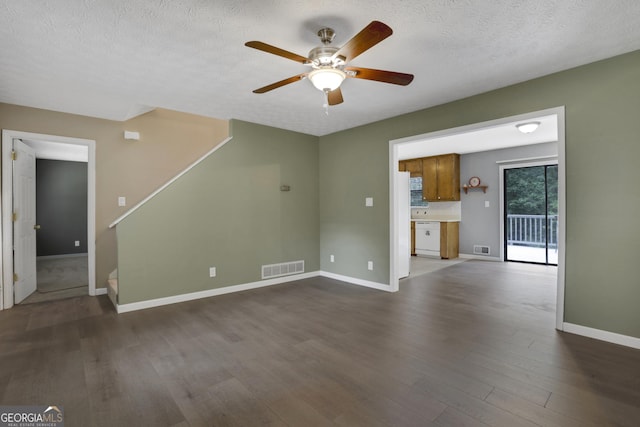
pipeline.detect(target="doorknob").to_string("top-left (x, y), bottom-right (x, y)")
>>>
top-left (34, 224), bottom-right (41, 230)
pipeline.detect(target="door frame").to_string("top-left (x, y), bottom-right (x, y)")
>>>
top-left (499, 160), bottom-right (559, 264)
top-left (1, 130), bottom-right (96, 310)
top-left (389, 106), bottom-right (566, 330)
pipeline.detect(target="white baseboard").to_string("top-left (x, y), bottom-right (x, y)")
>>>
top-left (459, 253), bottom-right (502, 262)
top-left (94, 287), bottom-right (108, 296)
top-left (114, 270), bottom-right (393, 313)
top-left (320, 271), bottom-right (393, 292)
top-left (563, 322), bottom-right (640, 350)
top-left (115, 271), bottom-right (320, 313)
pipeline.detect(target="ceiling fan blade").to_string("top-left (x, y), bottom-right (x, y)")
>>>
top-left (252, 74), bottom-right (307, 94)
top-left (327, 88), bottom-right (344, 105)
top-left (245, 41), bottom-right (309, 64)
top-left (332, 21), bottom-right (393, 62)
top-left (345, 66), bottom-right (414, 86)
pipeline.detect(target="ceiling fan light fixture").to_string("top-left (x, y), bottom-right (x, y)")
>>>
top-left (516, 121), bottom-right (541, 134)
top-left (308, 67), bottom-right (346, 92)
top-left (245, 21), bottom-right (413, 106)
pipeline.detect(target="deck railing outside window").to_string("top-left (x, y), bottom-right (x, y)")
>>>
top-left (507, 214), bottom-right (558, 248)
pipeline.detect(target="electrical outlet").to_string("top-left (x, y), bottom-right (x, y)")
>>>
top-left (365, 197), bottom-right (373, 207)
top-left (485, 200), bottom-right (490, 208)
top-left (330, 255), bottom-right (334, 263)
top-left (209, 267), bottom-right (216, 277)
top-left (118, 196), bottom-right (126, 207)
top-left (367, 261), bottom-right (373, 271)
top-left (74, 240), bottom-right (80, 247)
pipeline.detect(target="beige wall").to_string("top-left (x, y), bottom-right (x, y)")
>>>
top-left (1, 103), bottom-right (229, 288)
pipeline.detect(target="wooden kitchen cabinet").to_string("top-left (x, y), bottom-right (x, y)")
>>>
top-left (440, 222), bottom-right (459, 259)
top-left (421, 156), bottom-right (438, 200)
top-left (421, 153), bottom-right (460, 201)
top-left (399, 159), bottom-right (422, 177)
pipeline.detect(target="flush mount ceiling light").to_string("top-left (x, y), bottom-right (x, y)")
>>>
top-left (516, 121), bottom-right (541, 134)
top-left (308, 67), bottom-right (346, 92)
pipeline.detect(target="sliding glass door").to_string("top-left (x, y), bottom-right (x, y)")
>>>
top-left (504, 164), bottom-right (558, 265)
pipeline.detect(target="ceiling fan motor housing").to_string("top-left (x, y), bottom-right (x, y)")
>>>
top-left (308, 46), bottom-right (342, 67)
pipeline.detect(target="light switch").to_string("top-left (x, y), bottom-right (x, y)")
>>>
top-left (209, 267), bottom-right (216, 277)
top-left (118, 196), bottom-right (126, 207)
top-left (485, 200), bottom-right (490, 208)
top-left (365, 197), bottom-right (373, 207)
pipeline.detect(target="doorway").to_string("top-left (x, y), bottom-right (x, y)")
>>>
top-left (1, 130), bottom-right (96, 310)
top-left (26, 157), bottom-right (89, 304)
top-left (504, 163), bottom-right (558, 265)
top-left (389, 106), bottom-right (566, 330)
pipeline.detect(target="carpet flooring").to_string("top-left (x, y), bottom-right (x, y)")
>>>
top-left (20, 255), bottom-right (88, 304)
top-left (37, 255), bottom-right (88, 292)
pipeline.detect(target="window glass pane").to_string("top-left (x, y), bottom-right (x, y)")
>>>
top-left (504, 165), bottom-right (558, 265)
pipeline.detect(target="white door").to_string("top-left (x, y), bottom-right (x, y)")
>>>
top-left (13, 139), bottom-right (37, 303)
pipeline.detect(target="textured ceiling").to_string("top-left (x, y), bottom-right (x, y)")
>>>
top-left (2, 1), bottom-right (640, 136)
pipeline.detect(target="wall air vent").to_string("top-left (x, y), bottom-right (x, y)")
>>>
top-left (473, 245), bottom-right (490, 255)
top-left (262, 260), bottom-right (305, 279)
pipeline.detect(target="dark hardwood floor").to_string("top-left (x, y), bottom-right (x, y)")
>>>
top-left (1, 260), bottom-right (639, 426)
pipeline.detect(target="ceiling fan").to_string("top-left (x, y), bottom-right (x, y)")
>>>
top-left (245, 21), bottom-right (414, 107)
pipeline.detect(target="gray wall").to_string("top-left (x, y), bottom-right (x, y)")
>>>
top-left (116, 120), bottom-right (319, 304)
top-left (36, 159), bottom-right (88, 256)
top-left (320, 50), bottom-right (640, 339)
top-left (459, 142), bottom-right (558, 257)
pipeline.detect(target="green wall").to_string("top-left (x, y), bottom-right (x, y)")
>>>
top-left (319, 123), bottom-right (393, 285)
top-left (319, 50), bottom-right (640, 339)
top-left (115, 50), bottom-right (640, 340)
top-left (117, 120), bottom-right (319, 304)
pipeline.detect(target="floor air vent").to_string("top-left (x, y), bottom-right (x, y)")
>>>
top-left (262, 260), bottom-right (305, 279)
top-left (473, 245), bottom-right (490, 255)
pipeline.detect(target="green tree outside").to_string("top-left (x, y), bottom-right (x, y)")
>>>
top-left (505, 165), bottom-right (557, 215)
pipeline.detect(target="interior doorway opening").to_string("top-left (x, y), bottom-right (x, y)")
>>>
top-left (1, 130), bottom-right (96, 310)
top-left (27, 156), bottom-right (90, 304)
top-left (389, 106), bottom-right (566, 330)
